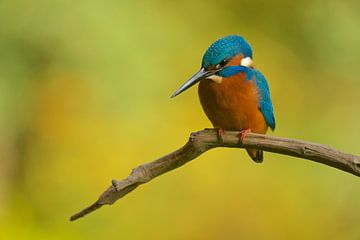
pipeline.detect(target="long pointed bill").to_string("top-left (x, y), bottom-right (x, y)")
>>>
top-left (171, 68), bottom-right (213, 98)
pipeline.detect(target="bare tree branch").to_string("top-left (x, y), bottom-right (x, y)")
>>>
top-left (70, 128), bottom-right (360, 221)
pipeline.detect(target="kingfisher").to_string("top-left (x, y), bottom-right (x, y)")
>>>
top-left (171, 35), bottom-right (275, 163)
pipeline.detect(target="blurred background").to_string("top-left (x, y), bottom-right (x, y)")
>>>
top-left (1, 0), bottom-right (360, 239)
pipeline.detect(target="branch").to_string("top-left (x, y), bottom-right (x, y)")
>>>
top-left (70, 129), bottom-right (360, 221)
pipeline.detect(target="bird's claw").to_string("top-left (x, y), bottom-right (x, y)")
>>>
top-left (216, 128), bottom-right (225, 143)
top-left (238, 129), bottom-right (251, 143)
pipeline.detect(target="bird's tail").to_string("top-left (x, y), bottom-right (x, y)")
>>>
top-left (246, 148), bottom-right (263, 163)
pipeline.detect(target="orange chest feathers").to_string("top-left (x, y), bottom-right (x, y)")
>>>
top-left (198, 73), bottom-right (268, 133)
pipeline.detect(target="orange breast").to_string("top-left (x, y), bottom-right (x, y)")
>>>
top-left (198, 72), bottom-right (268, 134)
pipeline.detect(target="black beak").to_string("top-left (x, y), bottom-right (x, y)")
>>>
top-left (171, 68), bottom-right (214, 98)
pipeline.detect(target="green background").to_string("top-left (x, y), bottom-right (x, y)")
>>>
top-left (1, 0), bottom-right (360, 239)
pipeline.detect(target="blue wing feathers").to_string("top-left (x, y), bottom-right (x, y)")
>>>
top-left (217, 66), bottom-right (276, 130)
top-left (253, 70), bottom-right (275, 130)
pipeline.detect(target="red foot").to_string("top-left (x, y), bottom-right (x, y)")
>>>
top-left (216, 128), bottom-right (225, 143)
top-left (239, 129), bottom-right (251, 142)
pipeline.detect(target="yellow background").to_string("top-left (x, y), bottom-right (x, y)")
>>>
top-left (1, 0), bottom-right (360, 239)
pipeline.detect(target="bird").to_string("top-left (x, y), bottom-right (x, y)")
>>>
top-left (171, 35), bottom-right (275, 163)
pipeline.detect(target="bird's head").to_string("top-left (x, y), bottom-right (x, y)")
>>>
top-left (171, 35), bottom-right (254, 98)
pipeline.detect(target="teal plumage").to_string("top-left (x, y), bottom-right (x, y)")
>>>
top-left (216, 66), bottom-right (276, 130)
top-left (172, 35), bottom-right (276, 162)
top-left (253, 69), bottom-right (276, 130)
top-left (202, 35), bottom-right (253, 69)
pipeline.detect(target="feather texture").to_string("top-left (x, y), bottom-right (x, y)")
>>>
top-left (217, 66), bottom-right (275, 130)
top-left (202, 35), bottom-right (253, 69)
top-left (253, 69), bottom-right (276, 130)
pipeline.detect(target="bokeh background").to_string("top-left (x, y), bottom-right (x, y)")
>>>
top-left (1, 0), bottom-right (360, 239)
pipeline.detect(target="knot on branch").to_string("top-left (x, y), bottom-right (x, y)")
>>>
top-left (301, 146), bottom-right (313, 155)
top-left (131, 166), bottom-right (153, 183)
top-left (353, 159), bottom-right (360, 170)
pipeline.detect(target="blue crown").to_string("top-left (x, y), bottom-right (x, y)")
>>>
top-left (202, 35), bottom-right (253, 69)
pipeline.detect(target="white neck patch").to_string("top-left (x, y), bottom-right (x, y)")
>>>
top-left (241, 57), bottom-right (254, 67)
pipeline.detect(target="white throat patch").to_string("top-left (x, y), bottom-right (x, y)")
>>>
top-left (206, 75), bottom-right (223, 83)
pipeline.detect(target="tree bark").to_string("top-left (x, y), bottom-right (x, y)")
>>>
top-left (70, 129), bottom-right (360, 221)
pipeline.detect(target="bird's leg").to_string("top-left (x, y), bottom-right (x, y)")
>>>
top-left (238, 128), bottom-right (251, 143)
top-left (216, 128), bottom-right (225, 143)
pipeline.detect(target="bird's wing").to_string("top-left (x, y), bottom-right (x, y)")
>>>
top-left (218, 66), bottom-right (275, 130)
top-left (252, 69), bottom-right (275, 130)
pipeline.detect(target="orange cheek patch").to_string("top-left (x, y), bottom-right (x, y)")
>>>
top-left (226, 54), bottom-right (243, 67)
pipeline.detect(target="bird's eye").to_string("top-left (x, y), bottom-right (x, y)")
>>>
top-left (216, 59), bottom-right (229, 69)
